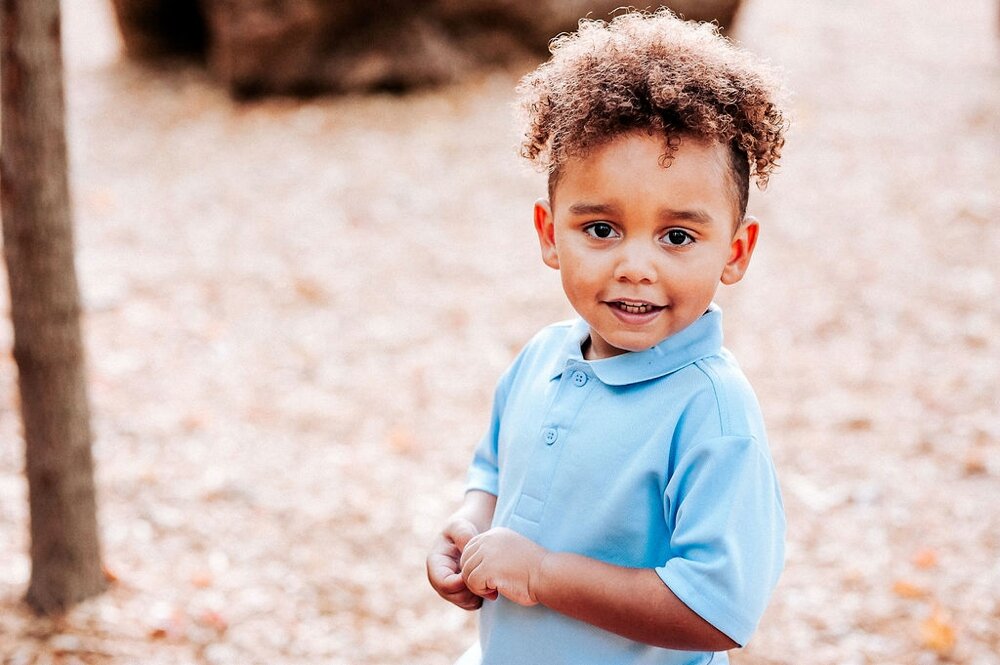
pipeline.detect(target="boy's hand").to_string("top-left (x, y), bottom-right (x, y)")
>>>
top-left (427, 518), bottom-right (483, 610)
top-left (460, 527), bottom-right (547, 607)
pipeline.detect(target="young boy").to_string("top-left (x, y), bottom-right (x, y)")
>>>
top-left (427, 10), bottom-right (787, 664)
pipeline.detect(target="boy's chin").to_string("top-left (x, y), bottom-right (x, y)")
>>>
top-left (588, 331), bottom-right (666, 358)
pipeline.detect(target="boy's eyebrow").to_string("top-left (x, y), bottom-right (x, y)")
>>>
top-left (567, 202), bottom-right (719, 227)
top-left (659, 208), bottom-right (716, 226)
top-left (567, 202), bottom-right (621, 216)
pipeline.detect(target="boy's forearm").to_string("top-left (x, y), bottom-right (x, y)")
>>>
top-left (452, 489), bottom-right (496, 533)
top-left (533, 552), bottom-right (738, 652)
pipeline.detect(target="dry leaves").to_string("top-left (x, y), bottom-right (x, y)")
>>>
top-left (0, 0), bottom-right (998, 664)
top-left (891, 580), bottom-right (928, 600)
top-left (921, 607), bottom-right (958, 655)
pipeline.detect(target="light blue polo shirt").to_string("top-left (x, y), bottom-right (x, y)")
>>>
top-left (466, 304), bottom-right (784, 665)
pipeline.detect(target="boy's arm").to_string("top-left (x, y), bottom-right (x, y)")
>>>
top-left (460, 527), bottom-right (738, 651)
top-left (426, 490), bottom-right (498, 610)
top-left (537, 548), bottom-right (738, 651)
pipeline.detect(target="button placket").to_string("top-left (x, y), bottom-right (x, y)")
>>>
top-left (512, 363), bottom-right (596, 530)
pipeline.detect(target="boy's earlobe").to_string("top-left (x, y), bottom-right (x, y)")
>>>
top-left (534, 199), bottom-right (560, 270)
top-left (721, 216), bottom-right (760, 285)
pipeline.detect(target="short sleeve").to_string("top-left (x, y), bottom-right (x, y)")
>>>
top-left (465, 367), bottom-right (515, 497)
top-left (655, 435), bottom-right (785, 647)
top-left (465, 402), bottom-right (500, 495)
top-left (464, 324), bottom-right (565, 497)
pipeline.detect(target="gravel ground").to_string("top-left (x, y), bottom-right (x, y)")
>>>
top-left (1, 0), bottom-right (998, 663)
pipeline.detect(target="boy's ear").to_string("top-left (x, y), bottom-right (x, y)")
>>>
top-left (534, 199), bottom-right (560, 270)
top-left (721, 216), bottom-right (759, 285)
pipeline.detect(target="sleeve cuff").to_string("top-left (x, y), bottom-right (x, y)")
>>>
top-left (655, 561), bottom-right (755, 648)
top-left (465, 463), bottom-right (499, 496)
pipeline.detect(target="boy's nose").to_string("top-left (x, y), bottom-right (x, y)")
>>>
top-left (612, 247), bottom-right (658, 284)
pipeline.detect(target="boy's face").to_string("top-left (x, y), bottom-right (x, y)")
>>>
top-left (534, 132), bottom-right (758, 360)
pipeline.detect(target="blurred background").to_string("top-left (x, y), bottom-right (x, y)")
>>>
top-left (1, 0), bottom-right (998, 663)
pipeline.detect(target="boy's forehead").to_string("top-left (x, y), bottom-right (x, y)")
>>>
top-left (551, 132), bottom-right (739, 215)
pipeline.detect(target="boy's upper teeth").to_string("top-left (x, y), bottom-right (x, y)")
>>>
top-left (618, 301), bottom-right (652, 312)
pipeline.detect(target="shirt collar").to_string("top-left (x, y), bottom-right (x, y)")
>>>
top-left (548, 303), bottom-right (724, 386)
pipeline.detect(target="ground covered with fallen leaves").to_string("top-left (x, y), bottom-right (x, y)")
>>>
top-left (1, 0), bottom-right (998, 663)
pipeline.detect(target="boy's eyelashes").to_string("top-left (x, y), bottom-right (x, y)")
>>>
top-left (583, 222), bottom-right (619, 239)
top-left (580, 222), bottom-right (697, 247)
top-left (661, 229), bottom-right (695, 246)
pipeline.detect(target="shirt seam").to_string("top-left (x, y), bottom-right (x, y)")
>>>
top-left (692, 358), bottom-right (731, 435)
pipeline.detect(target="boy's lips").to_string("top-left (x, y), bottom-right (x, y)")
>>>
top-left (606, 298), bottom-right (665, 312)
top-left (605, 299), bottom-right (666, 324)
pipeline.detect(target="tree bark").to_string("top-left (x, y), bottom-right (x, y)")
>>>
top-left (1, 0), bottom-right (106, 614)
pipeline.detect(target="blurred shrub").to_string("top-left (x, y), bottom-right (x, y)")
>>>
top-left (111, 0), bottom-right (743, 96)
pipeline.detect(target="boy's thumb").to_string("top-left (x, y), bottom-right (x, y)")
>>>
top-left (449, 520), bottom-right (479, 551)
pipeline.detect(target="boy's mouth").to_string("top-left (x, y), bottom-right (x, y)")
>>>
top-left (608, 300), bottom-right (665, 315)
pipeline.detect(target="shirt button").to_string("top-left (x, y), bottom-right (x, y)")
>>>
top-left (571, 370), bottom-right (588, 387)
top-left (543, 428), bottom-right (558, 445)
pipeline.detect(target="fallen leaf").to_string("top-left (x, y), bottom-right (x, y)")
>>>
top-left (842, 417), bottom-right (872, 431)
top-left (913, 548), bottom-right (939, 569)
top-left (892, 579), bottom-right (927, 599)
top-left (199, 610), bottom-right (228, 633)
top-left (148, 609), bottom-right (187, 641)
top-left (101, 564), bottom-right (119, 584)
top-left (963, 452), bottom-right (987, 476)
top-left (920, 607), bottom-right (956, 654)
top-left (190, 571), bottom-right (213, 588)
top-left (293, 277), bottom-right (329, 305)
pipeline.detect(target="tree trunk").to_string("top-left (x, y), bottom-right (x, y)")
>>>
top-left (0, 0), bottom-right (106, 614)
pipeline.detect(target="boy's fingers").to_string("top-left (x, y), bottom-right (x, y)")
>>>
top-left (427, 566), bottom-right (462, 586)
top-left (449, 592), bottom-right (484, 611)
top-left (428, 522), bottom-right (491, 611)
top-left (433, 570), bottom-right (483, 610)
top-left (429, 569), bottom-right (464, 595)
top-left (427, 550), bottom-right (458, 575)
top-left (459, 541), bottom-right (481, 572)
top-left (448, 520), bottom-right (480, 551)
top-left (438, 571), bottom-right (467, 593)
top-left (463, 558), bottom-right (493, 598)
top-left (444, 582), bottom-right (485, 608)
top-left (427, 552), bottom-right (464, 593)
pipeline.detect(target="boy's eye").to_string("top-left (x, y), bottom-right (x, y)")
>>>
top-left (584, 223), bottom-right (619, 239)
top-left (662, 229), bottom-right (694, 246)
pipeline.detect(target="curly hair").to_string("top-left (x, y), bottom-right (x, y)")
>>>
top-left (517, 9), bottom-right (787, 218)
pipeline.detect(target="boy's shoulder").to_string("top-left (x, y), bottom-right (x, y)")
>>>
top-left (515, 317), bottom-right (582, 360)
top-left (529, 317), bottom-right (580, 346)
top-left (500, 318), bottom-right (583, 382)
top-left (486, 319), bottom-right (582, 411)
top-left (674, 347), bottom-right (767, 444)
top-left (691, 347), bottom-right (755, 397)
